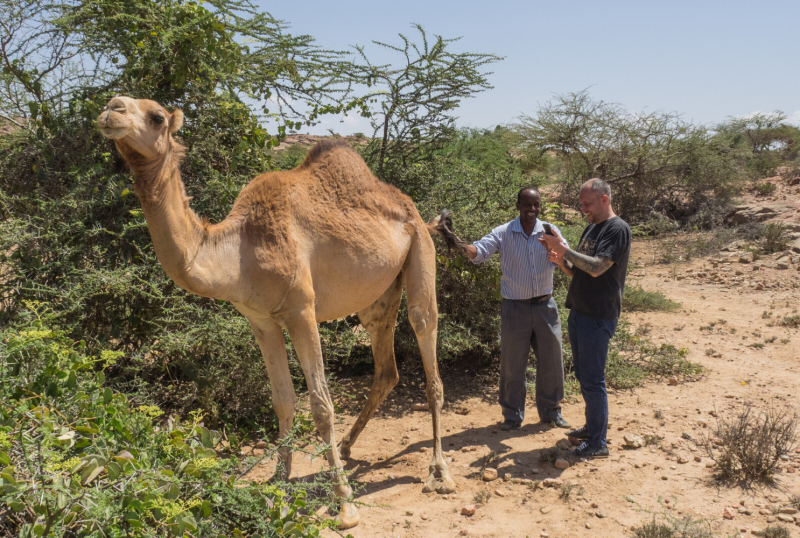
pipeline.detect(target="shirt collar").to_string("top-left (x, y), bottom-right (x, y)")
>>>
top-left (510, 217), bottom-right (544, 235)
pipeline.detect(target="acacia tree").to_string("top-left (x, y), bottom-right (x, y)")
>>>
top-left (356, 25), bottom-right (501, 181)
top-left (515, 90), bottom-right (745, 220)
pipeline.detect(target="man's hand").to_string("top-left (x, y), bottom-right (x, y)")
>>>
top-left (433, 209), bottom-right (477, 259)
top-left (538, 227), bottom-right (568, 256)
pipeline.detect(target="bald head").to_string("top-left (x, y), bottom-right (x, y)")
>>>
top-left (578, 178), bottom-right (615, 224)
top-left (580, 178), bottom-right (611, 201)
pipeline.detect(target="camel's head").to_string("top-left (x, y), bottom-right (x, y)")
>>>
top-left (97, 96), bottom-right (184, 160)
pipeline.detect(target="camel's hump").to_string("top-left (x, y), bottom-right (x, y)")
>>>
top-left (300, 139), bottom-right (354, 168)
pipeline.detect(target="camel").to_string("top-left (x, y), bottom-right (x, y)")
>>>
top-left (96, 96), bottom-right (456, 529)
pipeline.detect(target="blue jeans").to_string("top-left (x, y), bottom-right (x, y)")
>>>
top-left (567, 310), bottom-right (618, 449)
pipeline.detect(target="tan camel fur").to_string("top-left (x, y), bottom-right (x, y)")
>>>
top-left (97, 96), bottom-right (456, 529)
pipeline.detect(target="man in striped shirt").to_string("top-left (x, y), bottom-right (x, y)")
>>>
top-left (444, 187), bottom-right (570, 431)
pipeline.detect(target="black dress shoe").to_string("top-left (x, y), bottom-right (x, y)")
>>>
top-left (500, 420), bottom-right (521, 431)
top-left (566, 426), bottom-right (590, 439)
top-left (571, 442), bottom-right (609, 459)
top-left (548, 416), bottom-right (571, 429)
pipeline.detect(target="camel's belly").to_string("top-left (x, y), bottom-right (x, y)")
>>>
top-left (311, 225), bottom-right (411, 321)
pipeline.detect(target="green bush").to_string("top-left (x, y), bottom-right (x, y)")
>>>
top-left (0, 307), bottom-right (338, 537)
top-left (623, 286), bottom-right (681, 312)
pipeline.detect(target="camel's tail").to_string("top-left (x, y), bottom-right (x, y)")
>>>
top-left (426, 209), bottom-right (461, 252)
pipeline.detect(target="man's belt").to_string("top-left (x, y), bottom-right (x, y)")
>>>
top-left (516, 294), bottom-right (551, 305)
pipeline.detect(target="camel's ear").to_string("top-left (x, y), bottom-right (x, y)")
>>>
top-left (169, 109), bottom-right (184, 133)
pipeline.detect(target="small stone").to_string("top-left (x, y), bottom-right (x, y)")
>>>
top-left (759, 509), bottom-right (771, 516)
top-left (405, 510), bottom-right (414, 516)
top-left (483, 468), bottom-right (498, 481)
top-left (724, 506), bottom-right (736, 519)
top-left (255, 440), bottom-right (268, 449)
top-left (677, 455), bottom-right (690, 464)
top-left (585, 522), bottom-right (592, 529)
top-left (420, 447), bottom-right (428, 452)
top-left (458, 529), bottom-right (469, 536)
top-left (556, 438), bottom-right (572, 450)
top-left (681, 431), bottom-right (693, 440)
top-left (779, 507), bottom-right (798, 515)
top-left (661, 476), bottom-right (668, 480)
top-left (554, 458), bottom-right (570, 469)
top-left (420, 513), bottom-right (429, 520)
top-left (540, 505), bottom-right (553, 514)
top-left (461, 505), bottom-right (476, 516)
top-left (623, 433), bottom-right (645, 448)
top-left (494, 489), bottom-right (505, 497)
top-left (596, 509), bottom-right (608, 518)
top-left (542, 478), bottom-right (563, 488)
top-left (540, 533), bottom-right (549, 538)
top-left (503, 473), bottom-right (512, 482)
top-left (668, 377), bottom-right (679, 386)
top-left (785, 465), bottom-right (796, 473)
top-left (591, 502), bottom-right (599, 508)
top-left (777, 514), bottom-right (794, 523)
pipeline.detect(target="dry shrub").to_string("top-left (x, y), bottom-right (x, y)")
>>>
top-left (705, 404), bottom-right (798, 484)
top-left (755, 525), bottom-right (791, 538)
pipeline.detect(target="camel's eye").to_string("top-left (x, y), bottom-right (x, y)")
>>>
top-left (150, 114), bottom-right (165, 126)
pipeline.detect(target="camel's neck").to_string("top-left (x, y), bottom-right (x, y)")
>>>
top-left (126, 143), bottom-right (241, 300)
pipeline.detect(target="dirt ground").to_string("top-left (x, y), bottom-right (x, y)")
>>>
top-left (242, 238), bottom-right (800, 538)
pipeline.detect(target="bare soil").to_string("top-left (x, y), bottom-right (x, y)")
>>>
top-left (241, 238), bottom-right (800, 538)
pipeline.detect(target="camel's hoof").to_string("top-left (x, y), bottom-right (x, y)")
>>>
top-left (339, 443), bottom-right (351, 460)
top-left (335, 503), bottom-right (360, 530)
top-left (422, 473), bottom-right (456, 494)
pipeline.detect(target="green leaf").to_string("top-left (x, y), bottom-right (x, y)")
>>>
top-left (103, 387), bottom-right (112, 404)
top-left (9, 501), bottom-right (25, 512)
top-left (96, 371), bottom-right (105, 384)
top-left (201, 500), bottom-right (212, 518)
top-left (0, 452), bottom-right (9, 466)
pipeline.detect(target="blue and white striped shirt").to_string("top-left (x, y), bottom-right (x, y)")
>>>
top-left (471, 218), bottom-right (568, 300)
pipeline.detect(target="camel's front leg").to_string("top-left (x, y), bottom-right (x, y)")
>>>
top-left (247, 316), bottom-right (296, 480)
top-left (283, 307), bottom-right (360, 530)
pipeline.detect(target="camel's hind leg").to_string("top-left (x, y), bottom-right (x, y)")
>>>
top-left (404, 228), bottom-right (455, 494)
top-left (247, 316), bottom-right (296, 480)
top-left (339, 272), bottom-right (404, 459)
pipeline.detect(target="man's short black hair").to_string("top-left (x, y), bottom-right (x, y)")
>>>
top-left (516, 186), bottom-right (540, 203)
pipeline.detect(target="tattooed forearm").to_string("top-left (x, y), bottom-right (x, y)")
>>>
top-left (562, 250), bottom-right (613, 277)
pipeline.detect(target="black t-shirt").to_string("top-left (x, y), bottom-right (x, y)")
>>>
top-left (565, 216), bottom-right (631, 320)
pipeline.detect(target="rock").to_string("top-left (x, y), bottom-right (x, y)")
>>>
top-left (596, 509), bottom-right (608, 518)
top-left (454, 407), bottom-right (471, 415)
top-left (483, 468), bottom-right (498, 481)
top-left (540, 506), bottom-right (553, 514)
top-left (779, 507), bottom-right (798, 515)
top-left (420, 513), bottom-right (429, 520)
top-left (777, 514), bottom-right (795, 523)
top-left (494, 489), bottom-right (505, 497)
top-left (785, 465), bottom-right (796, 473)
top-left (623, 433), bottom-right (645, 448)
top-left (458, 529), bottom-right (469, 536)
top-left (694, 456), bottom-right (702, 463)
top-left (255, 440), bottom-right (268, 449)
top-left (777, 262), bottom-right (790, 270)
top-left (461, 505), bottom-right (476, 517)
top-left (668, 377), bottom-right (679, 386)
top-left (585, 522), bottom-right (592, 529)
top-left (681, 431), bottom-right (693, 440)
top-left (411, 403), bottom-right (428, 411)
top-left (677, 455), bottom-right (690, 464)
top-left (726, 204), bottom-right (785, 225)
top-left (739, 252), bottom-right (754, 264)
top-left (542, 478), bottom-right (563, 488)
top-left (724, 506), bottom-right (737, 519)
top-left (791, 238), bottom-right (800, 254)
top-left (759, 509), bottom-right (771, 516)
top-left (554, 458), bottom-right (570, 469)
top-left (556, 438), bottom-right (572, 450)
top-left (405, 510), bottom-right (414, 516)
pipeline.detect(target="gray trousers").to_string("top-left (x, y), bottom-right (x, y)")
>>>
top-left (500, 297), bottom-right (564, 424)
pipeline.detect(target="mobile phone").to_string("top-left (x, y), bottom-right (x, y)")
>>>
top-left (542, 223), bottom-right (553, 235)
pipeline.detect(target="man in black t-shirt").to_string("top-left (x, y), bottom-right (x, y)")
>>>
top-left (539, 178), bottom-right (631, 458)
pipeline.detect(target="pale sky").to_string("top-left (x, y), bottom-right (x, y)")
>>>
top-left (257, 0), bottom-right (800, 134)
